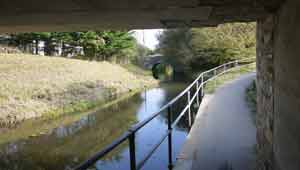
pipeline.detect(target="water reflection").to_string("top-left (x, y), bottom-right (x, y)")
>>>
top-left (0, 82), bottom-right (189, 170)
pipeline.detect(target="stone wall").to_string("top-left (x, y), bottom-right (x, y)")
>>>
top-left (256, 0), bottom-right (300, 170)
top-left (256, 14), bottom-right (275, 170)
top-left (273, 0), bottom-right (300, 169)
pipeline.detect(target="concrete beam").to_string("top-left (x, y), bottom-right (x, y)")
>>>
top-left (0, 0), bottom-right (283, 32)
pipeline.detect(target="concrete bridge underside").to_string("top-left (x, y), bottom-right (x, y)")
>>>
top-left (0, 0), bottom-right (282, 32)
top-left (2, 1), bottom-right (300, 170)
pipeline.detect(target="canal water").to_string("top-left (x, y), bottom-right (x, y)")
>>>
top-left (0, 82), bottom-right (190, 170)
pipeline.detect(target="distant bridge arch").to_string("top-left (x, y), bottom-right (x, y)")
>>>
top-left (143, 54), bottom-right (164, 70)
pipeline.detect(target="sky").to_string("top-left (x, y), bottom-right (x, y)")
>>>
top-left (132, 29), bottom-right (163, 50)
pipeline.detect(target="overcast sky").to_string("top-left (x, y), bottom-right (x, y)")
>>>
top-left (132, 29), bottom-right (163, 50)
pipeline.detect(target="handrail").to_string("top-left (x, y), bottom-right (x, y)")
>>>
top-left (73, 57), bottom-right (256, 170)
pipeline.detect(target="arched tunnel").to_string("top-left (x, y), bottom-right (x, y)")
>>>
top-left (151, 62), bottom-right (175, 80)
top-left (152, 62), bottom-right (162, 79)
top-left (1, 0), bottom-right (300, 170)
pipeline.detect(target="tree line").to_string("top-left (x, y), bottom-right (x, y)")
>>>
top-left (2, 30), bottom-right (150, 64)
top-left (156, 22), bottom-right (256, 72)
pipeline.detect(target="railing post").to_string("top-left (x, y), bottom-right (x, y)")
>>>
top-left (201, 75), bottom-right (204, 97)
top-left (196, 81), bottom-right (199, 107)
top-left (235, 60), bottom-right (240, 72)
top-left (187, 91), bottom-right (192, 127)
top-left (214, 70), bottom-right (217, 88)
top-left (223, 64), bottom-right (226, 73)
top-left (167, 107), bottom-right (173, 170)
top-left (129, 132), bottom-right (137, 170)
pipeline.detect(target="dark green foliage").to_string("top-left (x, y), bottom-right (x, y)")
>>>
top-left (7, 30), bottom-right (138, 63)
top-left (156, 28), bottom-right (193, 71)
top-left (157, 23), bottom-right (256, 72)
top-left (77, 31), bottom-right (104, 60)
top-left (97, 30), bottom-right (136, 62)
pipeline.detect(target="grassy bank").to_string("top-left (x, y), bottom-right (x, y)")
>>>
top-left (0, 89), bottom-right (140, 146)
top-left (0, 54), bottom-right (157, 126)
top-left (121, 63), bottom-right (152, 77)
top-left (204, 63), bottom-right (256, 93)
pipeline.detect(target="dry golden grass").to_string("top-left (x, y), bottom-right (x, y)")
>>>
top-left (0, 54), bottom-right (157, 125)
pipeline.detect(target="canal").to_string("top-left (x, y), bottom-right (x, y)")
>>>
top-left (0, 82), bottom-right (190, 170)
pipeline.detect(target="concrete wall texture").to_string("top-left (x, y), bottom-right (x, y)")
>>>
top-left (256, 14), bottom-right (275, 170)
top-left (257, 0), bottom-right (300, 169)
top-left (0, 0), bottom-right (282, 32)
top-left (274, 0), bottom-right (300, 169)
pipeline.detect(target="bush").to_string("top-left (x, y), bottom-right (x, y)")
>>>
top-left (246, 80), bottom-right (257, 113)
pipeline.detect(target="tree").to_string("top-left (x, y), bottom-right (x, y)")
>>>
top-left (29, 32), bottom-right (48, 54)
top-left (156, 28), bottom-right (193, 71)
top-left (75, 31), bottom-right (104, 60)
top-left (133, 43), bottom-right (152, 64)
top-left (157, 22), bottom-right (256, 71)
top-left (8, 30), bottom-right (138, 63)
top-left (98, 30), bottom-right (135, 61)
top-left (10, 32), bottom-right (52, 55)
top-left (38, 32), bottom-right (53, 56)
top-left (9, 33), bottom-right (34, 53)
top-left (51, 32), bottom-right (73, 56)
top-left (191, 22), bottom-right (256, 60)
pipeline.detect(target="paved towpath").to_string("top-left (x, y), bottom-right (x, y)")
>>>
top-left (175, 73), bottom-right (256, 170)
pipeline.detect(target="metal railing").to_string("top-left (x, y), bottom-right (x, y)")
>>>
top-left (73, 58), bottom-right (256, 170)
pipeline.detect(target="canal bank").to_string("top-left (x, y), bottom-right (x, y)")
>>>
top-left (0, 53), bottom-right (158, 127)
top-left (0, 87), bottom-right (151, 146)
top-left (0, 82), bottom-right (190, 170)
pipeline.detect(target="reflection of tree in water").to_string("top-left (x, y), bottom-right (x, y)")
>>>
top-left (0, 94), bottom-right (142, 170)
top-left (157, 83), bottom-right (191, 131)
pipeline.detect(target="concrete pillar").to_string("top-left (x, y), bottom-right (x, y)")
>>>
top-left (257, 0), bottom-right (300, 170)
top-left (273, 0), bottom-right (300, 170)
top-left (256, 14), bottom-right (275, 170)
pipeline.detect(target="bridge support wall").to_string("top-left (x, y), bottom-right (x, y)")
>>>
top-left (256, 0), bottom-right (300, 170)
top-left (256, 13), bottom-right (275, 170)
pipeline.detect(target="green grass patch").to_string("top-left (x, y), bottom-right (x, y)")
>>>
top-left (44, 100), bottom-right (99, 119)
top-left (204, 63), bottom-right (256, 93)
top-left (121, 63), bottom-right (152, 76)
